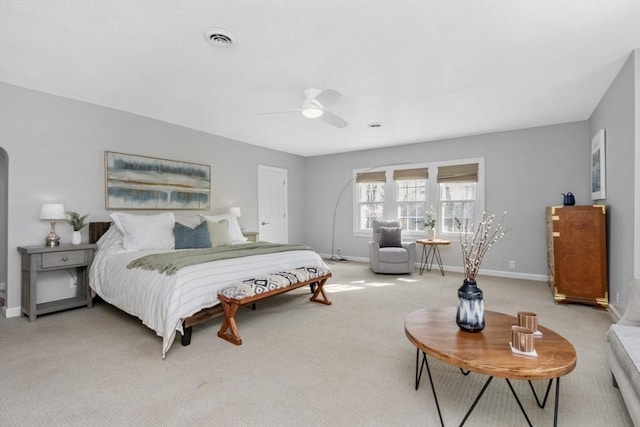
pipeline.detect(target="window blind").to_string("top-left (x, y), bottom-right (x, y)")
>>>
top-left (436, 163), bottom-right (478, 183)
top-left (355, 171), bottom-right (386, 183)
top-left (392, 168), bottom-right (428, 181)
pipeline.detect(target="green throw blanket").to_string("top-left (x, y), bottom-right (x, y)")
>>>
top-left (127, 242), bottom-right (313, 275)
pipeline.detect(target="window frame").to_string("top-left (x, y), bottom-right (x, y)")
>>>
top-left (352, 158), bottom-right (484, 239)
top-left (438, 181), bottom-right (478, 235)
top-left (394, 177), bottom-right (428, 232)
top-left (357, 181), bottom-right (385, 230)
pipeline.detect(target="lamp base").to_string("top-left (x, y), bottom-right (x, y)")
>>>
top-left (327, 251), bottom-right (348, 263)
top-left (45, 232), bottom-right (60, 247)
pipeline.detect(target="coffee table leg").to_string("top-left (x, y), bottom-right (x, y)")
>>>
top-left (458, 376), bottom-right (494, 426)
top-left (528, 378), bottom-right (561, 426)
top-left (414, 350), bottom-right (445, 426)
top-left (553, 378), bottom-right (560, 427)
top-left (527, 379), bottom-right (554, 408)
top-left (505, 379), bottom-right (534, 427)
top-left (422, 352), bottom-right (446, 427)
top-left (415, 348), bottom-right (427, 390)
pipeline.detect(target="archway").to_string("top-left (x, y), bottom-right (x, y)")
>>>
top-left (0, 147), bottom-right (7, 307)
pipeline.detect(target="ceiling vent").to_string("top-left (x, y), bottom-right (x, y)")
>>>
top-left (203, 28), bottom-right (235, 48)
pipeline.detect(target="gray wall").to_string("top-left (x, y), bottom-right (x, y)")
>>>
top-left (588, 50), bottom-right (636, 312)
top-left (2, 49), bottom-right (637, 316)
top-left (305, 122), bottom-right (591, 279)
top-left (0, 83), bottom-right (307, 313)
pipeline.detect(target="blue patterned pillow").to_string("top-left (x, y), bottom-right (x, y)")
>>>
top-left (174, 222), bottom-right (211, 249)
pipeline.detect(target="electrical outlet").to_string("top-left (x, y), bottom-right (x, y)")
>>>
top-left (508, 260), bottom-right (516, 269)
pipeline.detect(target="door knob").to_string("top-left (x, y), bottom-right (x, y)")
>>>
top-left (261, 222), bottom-right (269, 225)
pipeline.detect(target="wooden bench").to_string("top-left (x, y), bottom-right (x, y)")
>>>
top-left (217, 266), bottom-right (332, 345)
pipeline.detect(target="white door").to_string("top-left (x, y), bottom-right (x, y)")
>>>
top-left (258, 165), bottom-right (288, 243)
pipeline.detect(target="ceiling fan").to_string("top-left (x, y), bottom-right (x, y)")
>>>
top-left (259, 88), bottom-right (348, 128)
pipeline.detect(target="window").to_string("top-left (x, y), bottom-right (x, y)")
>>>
top-left (353, 160), bottom-right (483, 237)
top-left (440, 182), bottom-right (477, 233)
top-left (437, 163), bottom-right (479, 234)
top-left (356, 171), bottom-right (385, 230)
top-left (394, 168), bottom-right (428, 231)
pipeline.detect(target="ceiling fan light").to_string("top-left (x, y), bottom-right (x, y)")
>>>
top-left (302, 106), bottom-right (323, 118)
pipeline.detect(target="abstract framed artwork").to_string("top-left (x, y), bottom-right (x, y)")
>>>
top-left (105, 151), bottom-right (211, 210)
top-left (591, 129), bottom-right (606, 200)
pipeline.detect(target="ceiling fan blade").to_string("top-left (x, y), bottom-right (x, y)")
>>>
top-left (257, 109), bottom-right (301, 115)
top-left (319, 110), bottom-right (348, 128)
top-left (313, 89), bottom-right (341, 107)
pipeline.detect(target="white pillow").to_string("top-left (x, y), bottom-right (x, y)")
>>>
top-left (110, 212), bottom-right (175, 251)
top-left (199, 213), bottom-right (246, 243)
top-left (204, 219), bottom-right (233, 247)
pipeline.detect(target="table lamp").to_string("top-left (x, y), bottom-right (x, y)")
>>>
top-left (40, 203), bottom-right (66, 247)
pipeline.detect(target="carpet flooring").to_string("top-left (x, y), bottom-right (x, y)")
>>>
top-left (0, 261), bottom-right (632, 426)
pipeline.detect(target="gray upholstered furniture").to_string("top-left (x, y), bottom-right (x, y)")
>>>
top-left (606, 279), bottom-right (640, 426)
top-left (369, 220), bottom-right (416, 274)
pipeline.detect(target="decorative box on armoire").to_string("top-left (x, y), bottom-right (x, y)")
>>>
top-left (546, 205), bottom-right (608, 308)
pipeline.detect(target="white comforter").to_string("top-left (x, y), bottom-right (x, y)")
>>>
top-left (89, 227), bottom-right (327, 358)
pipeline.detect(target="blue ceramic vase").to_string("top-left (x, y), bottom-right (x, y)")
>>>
top-left (456, 279), bottom-right (485, 332)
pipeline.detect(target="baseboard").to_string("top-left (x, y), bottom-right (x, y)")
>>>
top-left (3, 305), bottom-right (21, 318)
top-left (469, 267), bottom-right (548, 282)
top-left (320, 253), bottom-right (549, 282)
top-left (608, 304), bottom-right (622, 323)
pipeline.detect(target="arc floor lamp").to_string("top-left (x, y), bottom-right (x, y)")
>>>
top-left (328, 162), bottom-right (410, 262)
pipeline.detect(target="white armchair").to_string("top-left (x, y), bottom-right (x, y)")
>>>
top-left (369, 220), bottom-right (416, 274)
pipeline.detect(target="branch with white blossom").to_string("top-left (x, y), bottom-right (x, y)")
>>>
top-left (455, 211), bottom-right (510, 281)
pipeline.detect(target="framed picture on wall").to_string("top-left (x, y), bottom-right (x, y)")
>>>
top-left (591, 129), bottom-right (606, 200)
top-left (105, 151), bottom-right (211, 210)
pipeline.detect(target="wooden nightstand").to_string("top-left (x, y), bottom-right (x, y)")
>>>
top-left (17, 243), bottom-right (96, 321)
top-left (242, 231), bottom-right (259, 242)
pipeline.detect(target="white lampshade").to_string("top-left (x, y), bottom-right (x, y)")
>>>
top-left (40, 203), bottom-right (66, 220)
top-left (229, 207), bottom-right (241, 218)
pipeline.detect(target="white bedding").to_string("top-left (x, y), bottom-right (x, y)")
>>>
top-left (89, 227), bottom-right (328, 358)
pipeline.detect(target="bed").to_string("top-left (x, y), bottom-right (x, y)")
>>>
top-left (88, 213), bottom-right (330, 358)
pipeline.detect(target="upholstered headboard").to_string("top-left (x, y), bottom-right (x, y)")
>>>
top-left (89, 222), bottom-right (112, 244)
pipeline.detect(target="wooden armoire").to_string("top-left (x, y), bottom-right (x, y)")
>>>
top-left (546, 205), bottom-right (608, 308)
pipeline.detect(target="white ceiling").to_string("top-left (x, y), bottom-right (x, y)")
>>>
top-left (1, 1), bottom-right (639, 157)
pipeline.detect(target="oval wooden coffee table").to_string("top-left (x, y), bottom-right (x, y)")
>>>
top-left (405, 307), bottom-right (577, 426)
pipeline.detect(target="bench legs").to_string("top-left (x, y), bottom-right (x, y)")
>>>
top-left (217, 301), bottom-right (243, 345)
top-left (310, 277), bottom-right (332, 306)
top-left (217, 275), bottom-right (331, 346)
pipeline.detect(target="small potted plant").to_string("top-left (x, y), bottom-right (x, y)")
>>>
top-left (66, 211), bottom-right (89, 245)
top-left (424, 208), bottom-right (436, 240)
